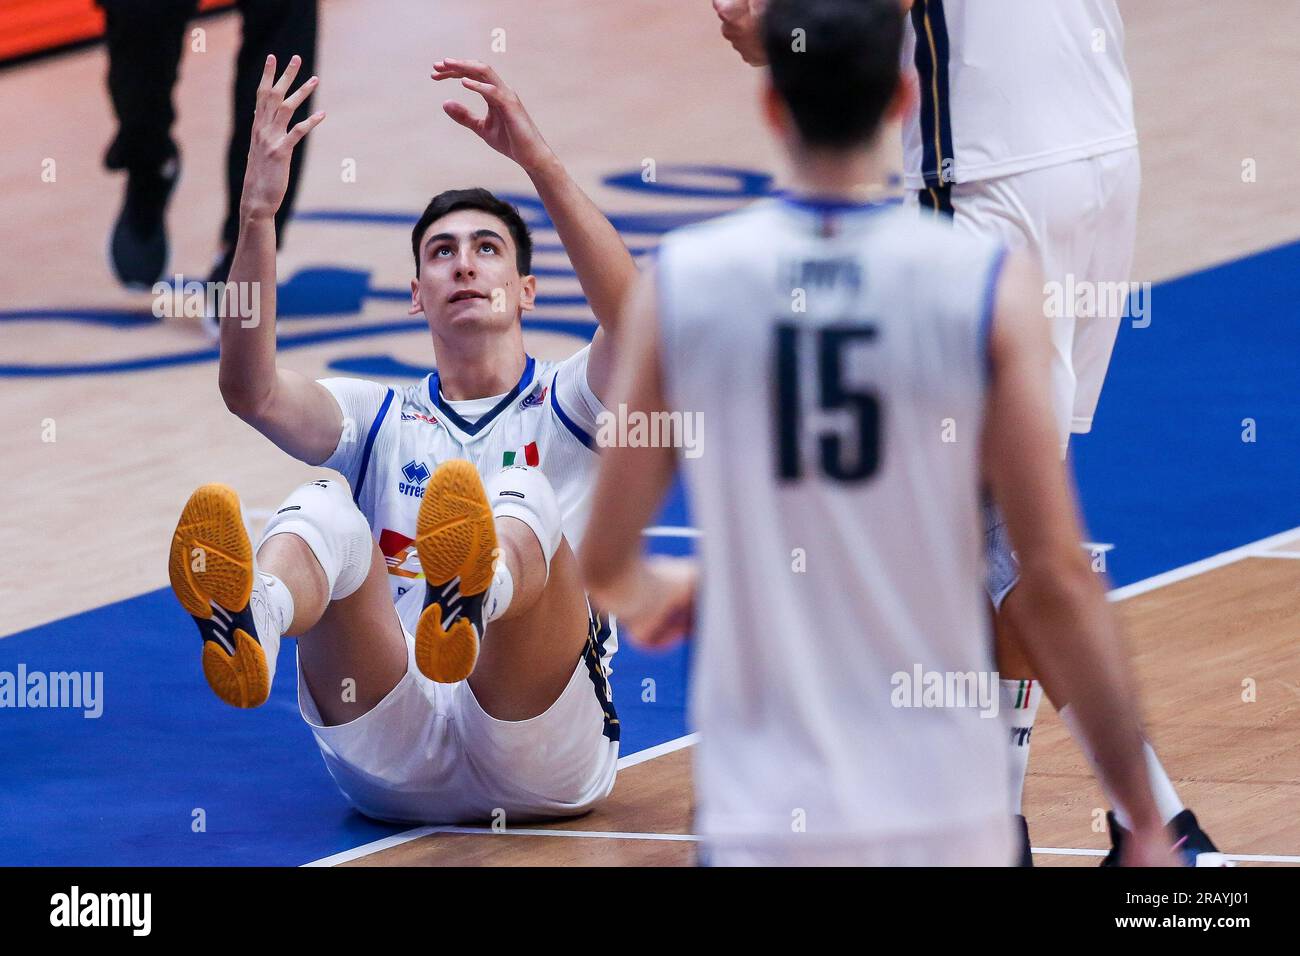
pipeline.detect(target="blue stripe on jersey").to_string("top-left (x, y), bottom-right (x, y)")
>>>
top-left (979, 244), bottom-right (1010, 376)
top-left (911, 0), bottom-right (954, 189)
top-left (775, 192), bottom-right (899, 216)
top-left (427, 354), bottom-right (536, 436)
top-left (353, 387), bottom-right (395, 504)
top-left (549, 371), bottom-right (596, 449)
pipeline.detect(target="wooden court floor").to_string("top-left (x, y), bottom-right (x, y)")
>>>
top-left (1, 0), bottom-right (1298, 866)
top-left (324, 537), bottom-right (1300, 866)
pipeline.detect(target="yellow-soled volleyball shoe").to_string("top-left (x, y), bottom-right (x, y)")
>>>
top-left (168, 483), bottom-right (277, 708)
top-left (413, 459), bottom-right (498, 684)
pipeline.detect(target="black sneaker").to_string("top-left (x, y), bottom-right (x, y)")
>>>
top-left (1016, 814), bottom-right (1033, 867)
top-left (110, 154), bottom-right (180, 288)
top-left (1101, 809), bottom-right (1231, 866)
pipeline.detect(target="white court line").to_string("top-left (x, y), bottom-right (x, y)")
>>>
top-left (1033, 847), bottom-right (1106, 858)
top-left (302, 733), bottom-right (700, 866)
top-left (306, 523), bottom-right (1300, 866)
top-left (1251, 549), bottom-right (1300, 560)
top-left (1107, 524), bottom-right (1300, 602)
top-left (616, 732), bottom-right (699, 769)
top-left (303, 828), bottom-right (438, 867)
top-left (433, 826), bottom-right (697, 842)
top-left (645, 526), bottom-right (700, 538)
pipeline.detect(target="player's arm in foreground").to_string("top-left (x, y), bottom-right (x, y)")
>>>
top-left (216, 54), bottom-right (343, 465)
top-left (984, 252), bottom-right (1175, 867)
top-left (432, 58), bottom-right (639, 402)
top-left (579, 270), bottom-right (698, 647)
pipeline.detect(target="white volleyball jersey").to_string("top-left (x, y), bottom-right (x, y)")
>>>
top-left (316, 346), bottom-right (619, 740)
top-left (656, 196), bottom-right (1011, 847)
top-left (902, 0), bottom-right (1137, 189)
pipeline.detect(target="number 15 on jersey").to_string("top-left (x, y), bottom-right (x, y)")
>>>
top-left (773, 322), bottom-right (883, 484)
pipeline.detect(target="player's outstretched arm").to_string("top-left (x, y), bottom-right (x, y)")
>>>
top-left (579, 269), bottom-right (697, 648)
top-left (432, 58), bottom-right (638, 402)
top-left (218, 54), bottom-right (341, 465)
top-left (982, 253), bottom-right (1173, 867)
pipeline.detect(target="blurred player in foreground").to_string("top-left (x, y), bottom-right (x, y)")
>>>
top-left (712, 0), bottom-right (1225, 865)
top-left (166, 55), bottom-right (633, 824)
top-left (583, 0), bottom-right (1176, 866)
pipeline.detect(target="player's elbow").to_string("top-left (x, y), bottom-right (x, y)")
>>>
top-left (218, 379), bottom-right (274, 423)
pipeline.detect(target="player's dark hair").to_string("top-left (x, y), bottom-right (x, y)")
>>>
top-left (762, 0), bottom-right (905, 149)
top-left (411, 188), bottom-right (533, 277)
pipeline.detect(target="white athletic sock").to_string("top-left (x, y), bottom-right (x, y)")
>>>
top-left (1057, 705), bottom-right (1185, 828)
top-left (486, 556), bottom-right (514, 623)
top-left (1000, 678), bottom-right (1042, 814)
top-left (256, 571), bottom-right (295, 637)
top-left (1141, 744), bottom-right (1187, 825)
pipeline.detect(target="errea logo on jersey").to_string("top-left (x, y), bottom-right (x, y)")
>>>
top-left (399, 460), bottom-right (431, 498)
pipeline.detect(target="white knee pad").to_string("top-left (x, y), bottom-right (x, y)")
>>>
top-left (485, 465), bottom-right (564, 574)
top-left (260, 478), bottom-right (373, 601)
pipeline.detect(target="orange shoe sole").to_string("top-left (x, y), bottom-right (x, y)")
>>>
top-left (168, 483), bottom-right (269, 708)
top-left (413, 460), bottom-right (498, 683)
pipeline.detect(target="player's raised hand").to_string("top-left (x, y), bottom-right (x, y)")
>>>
top-left (713, 0), bottom-right (913, 66)
top-left (618, 558), bottom-right (699, 651)
top-left (432, 59), bottom-right (555, 173)
top-left (713, 0), bottom-right (768, 66)
top-left (240, 54), bottom-right (324, 222)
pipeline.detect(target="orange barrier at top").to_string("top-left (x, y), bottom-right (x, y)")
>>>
top-left (0, 0), bottom-right (236, 64)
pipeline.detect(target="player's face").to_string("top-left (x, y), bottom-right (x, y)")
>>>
top-left (409, 208), bottom-right (536, 335)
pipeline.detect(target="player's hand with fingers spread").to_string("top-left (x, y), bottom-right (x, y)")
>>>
top-left (431, 58), bottom-right (556, 174)
top-left (616, 558), bottom-right (699, 651)
top-left (240, 54), bottom-right (325, 223)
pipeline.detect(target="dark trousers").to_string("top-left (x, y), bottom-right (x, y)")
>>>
top-left (100, 0), bottom-right (318, 247)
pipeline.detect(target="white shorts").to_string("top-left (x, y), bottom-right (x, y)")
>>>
top-left (296, 604), bottom-right (619, 826)
top-left (948, 147), bottom-right (1141, 447)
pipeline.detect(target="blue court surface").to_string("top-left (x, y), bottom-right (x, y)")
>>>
top-left (2, 183), bottom-right (1298, 865)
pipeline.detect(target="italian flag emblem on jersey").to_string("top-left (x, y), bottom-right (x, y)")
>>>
top-left (502, 442), bottom-right (540, 468)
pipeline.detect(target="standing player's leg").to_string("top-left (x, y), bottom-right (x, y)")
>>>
top-left (168, 478), bottom-right (408, 720)
top-left (951, 172), bottom-right (1060, 864)
top-left (210, 0), bottom-right (320, 283)
top-left (412, 461), bottom-right (592, 720)
top-left (100, 0), bottom-right (198, 287)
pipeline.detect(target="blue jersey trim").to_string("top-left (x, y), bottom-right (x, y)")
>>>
top-left (426, 354), bottom-right (536, 436)
top-left (775, 192), bottom-right (900, 215)
top-left (353, 387), bottom-right (395, 504)
top-left (549, 371), bottom-right (596, 450)
top-left (980, 245), bottom-right (1009, 376)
